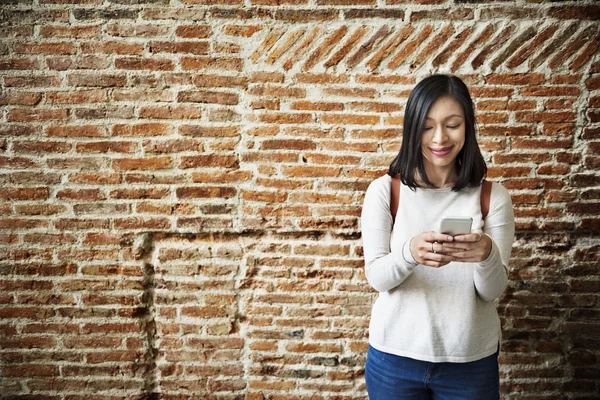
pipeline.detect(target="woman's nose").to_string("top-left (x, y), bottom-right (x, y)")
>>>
top-left (432, 126), bottom-right (448, 143)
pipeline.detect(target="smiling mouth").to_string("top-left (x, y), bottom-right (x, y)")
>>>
top-left (429, 146), bottom-right (454, 157)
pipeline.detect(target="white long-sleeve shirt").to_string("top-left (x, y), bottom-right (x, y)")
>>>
top-left (361, 174), bottom-right (515, 363)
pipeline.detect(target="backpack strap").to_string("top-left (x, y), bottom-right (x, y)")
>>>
top-left (481, 179), bottom-right (492, 220)
top-left (390, 174), bottom-right (400, 224)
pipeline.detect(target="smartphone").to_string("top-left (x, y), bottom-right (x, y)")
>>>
top-left (439, 216), bottom-right (472, 236)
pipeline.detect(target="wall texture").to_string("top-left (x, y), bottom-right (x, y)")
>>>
top-left (1, 0), bottom-right (599, 398)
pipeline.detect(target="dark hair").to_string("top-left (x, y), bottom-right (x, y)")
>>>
top-left (388, 74), bottom-right (487, 191)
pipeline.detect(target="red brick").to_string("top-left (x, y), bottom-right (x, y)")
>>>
top-left (40, 25), bottom-right (101, 38)
top-left (242, 190), bottom-right (288, 203)
top-left (56, 189), bottom-right (105, 201)
top-left (179, 154), bottom-right (238, 169)
top-left (176, 25), bottom-right (211, 38)
top-left (14, 42), bottom-right (76, 55)
top-left (181, 56), bottom-right (243, 71)
top-left (260, 139), bottom-right (316, 151)
top-left (537, 165), bottom-right (570, 175)
top-left (0, 156), bottom-right (41, 169)
top-left (2, 364), bottom-right (60, 377)
top-left (178, 90), bottom-right (239, 105)
top-left (0, 336), bottom-right (58, 349)
top-left (515, 111), bottom-right (576, 123)
top-left (451, 25), bottom-right (495, 71)
top-left (254, 112), bottom-right (314, 125)
top-left (549, 25), bottom-right (598, 70)
top-left (0, 187), bottom-right (49, 201)
top-left (0, 125), bottom-right (40, 136)
top-left (506, 26), bottom-right (559, 69)
top-left (0, 58), bottom-right (39, 70)
top-left (45, 89), bottom-right (108, 104)
top-left (7, 108), bottom-right (68, 122)
top-left (472, 25), bottom-right (515, 70)
top-left (478, 113), bottom-right (508, 124)
top-left (470, 86), bottom-right (514, 98)
top-left (149, 41), bottom-right (209, 55)
top-left (81, 322), bottom-right (140, 335)
top-left (111, 123), bottom-right (172, 137)
top-left (53, 218), bottom-right (110, 230)
top-left (46, 125), bottom-right (106, 137)
top-left (112, 156), bottom-right (173, 171)
top-left (113, 217), bottom-right (171, 230)
top-left (511, 194), bottom-right (541, 205)
top-left (115, 57), bottom-right (175, 70)
top-left (541, 124), bottom-right (575, 136)
top-left (321, 114), bottom-right (380, 125)
top-left (67, 73), bottom-right (126, 87)
top-left (67, 173), bottom-right (120, 185)
top-left (479, 126), bottom-right (533, 137)
top-left (47, 55), bottom-right (110, 70)
top-left (512, 138), bottom-right (573, 149)
top-left (192, 75), bottom-right (248, 89)
top-left (567, 203), bottom-right (600, 215)
top-left (249, 85), bottom-right (306, 98)
top-left (487, 166), bottom-right (531, 178)
top-left (222, 24), bottom-right (263, 37)
top-left (106, 21), bottom-right (169, 37)
top-left (139, 105), bottom-right (202, 119)
top-left (0, 218), bottom-right (50, 229)
top-left (75, 140), bottom-right (137, 153)
top-left (176, 186), bottom-right (237, 199)
top-left (86, 350), bottom-right (142, 364)
top-left (520, 86), bottom-right (580, 97)
top-left (189, 171), bottom-right (251, 185)
top-left (23, 233), bottom-right (76, 244)
top-left (110, 188), bottom-right (170, 199)
top-left (548, 5), bottom-right (600, 20)
top-left (252, 99), bottom-right (280, 110)
top-left (0, 91), bottom-right (42, 106)
top-left (13, 140), bottom-right (72, 154)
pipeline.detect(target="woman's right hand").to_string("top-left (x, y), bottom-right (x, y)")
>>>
top-left (409, 231), bottom-right (457, 268)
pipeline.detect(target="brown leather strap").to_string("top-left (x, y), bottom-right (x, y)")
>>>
top-left (481, 179), bottom-right (492, 219)
top-left (391, 174), bottom-right (400, 224)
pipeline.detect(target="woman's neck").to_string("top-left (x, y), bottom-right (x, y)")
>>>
top-left (417, 166), bottom-right (457, 188)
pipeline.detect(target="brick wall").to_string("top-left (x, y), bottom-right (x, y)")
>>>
top-left (1, 0), bottom-right (599, 398)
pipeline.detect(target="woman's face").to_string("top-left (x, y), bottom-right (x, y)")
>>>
top-left (420, 95), bottom-right (466, 173)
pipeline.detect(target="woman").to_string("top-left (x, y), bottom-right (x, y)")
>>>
top-left (361, 75), bottom-right (515, 399)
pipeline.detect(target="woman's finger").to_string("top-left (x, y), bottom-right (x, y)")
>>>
top-left (453, 231), bottom-right (484, 243)
top-left (410, 231), bottom-right (460, 266)
top-left (425, 250), bottom-right (457, 262)
top-left (448, 250), bottom-right (470, 258)
top-left (451, 247), bottom-right (487, 259)
top-left (440, 244), bottom-right (470, 252)
top-left (428, 232), bottom-right (455, 243)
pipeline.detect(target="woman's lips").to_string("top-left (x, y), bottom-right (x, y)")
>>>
top-left (429, 146), bottom-right (453, 157)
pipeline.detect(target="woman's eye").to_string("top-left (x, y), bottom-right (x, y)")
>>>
top-left (447, 125), bottom-right (460, 129)
top-left (424, 127), bottom-right (433, 131)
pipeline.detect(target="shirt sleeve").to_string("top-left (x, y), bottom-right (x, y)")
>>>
top-left (361, 176), bottom-right (419, 293)
top-left (474, 182), bottom-right (515, 302)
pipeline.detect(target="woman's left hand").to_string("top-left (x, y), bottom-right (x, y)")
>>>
top-left (440, 230), bottom-right (492, 263)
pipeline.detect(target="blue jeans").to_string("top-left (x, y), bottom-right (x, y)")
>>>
top-left (365, 345), bottom-right (499, 400)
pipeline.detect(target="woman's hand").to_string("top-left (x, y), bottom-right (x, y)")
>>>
top-left (409, 231), bottom-right (457, 268)
top-left (441, 230), bottom-right (492, 262)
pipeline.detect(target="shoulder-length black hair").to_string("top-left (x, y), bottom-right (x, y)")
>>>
top-left (388, 74), bottom-right (487, 191)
